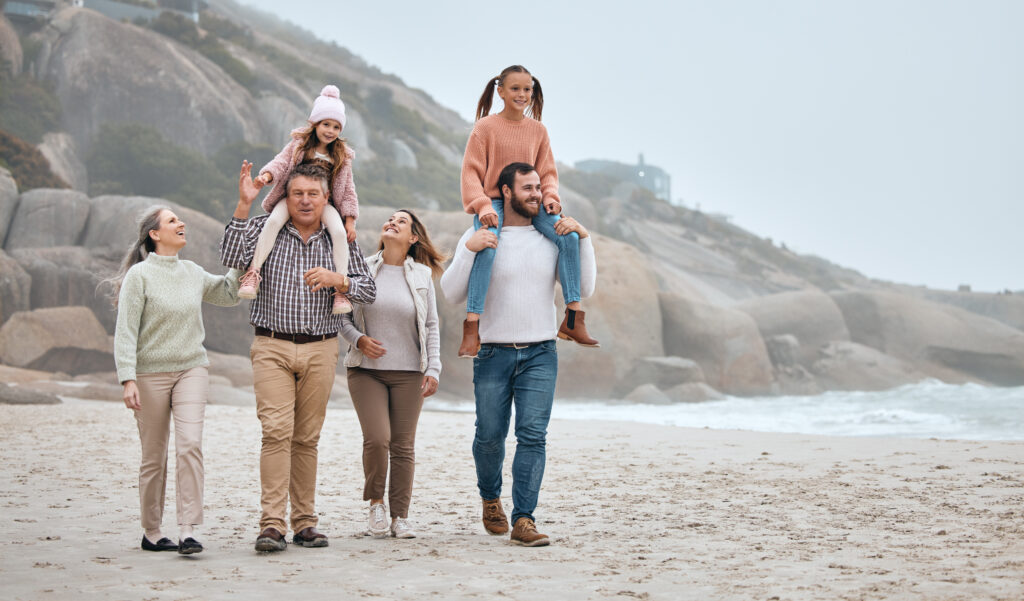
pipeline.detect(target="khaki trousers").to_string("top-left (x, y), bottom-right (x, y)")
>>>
top-left (250, 335), bottom-right (339, 533)
top-left (134, 366), bottom-right (208, 530)
top-left (347, 368), bottom-right (424, 518)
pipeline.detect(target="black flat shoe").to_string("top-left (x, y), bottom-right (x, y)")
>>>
top-left (141, 536), bottom-right (178, 552)
top-left (177, 537), bottom-right (203, 555)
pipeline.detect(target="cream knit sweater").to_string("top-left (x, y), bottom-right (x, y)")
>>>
top-left (114, 253), bottom-right (241, 383)
top-left (440, 225), bottom-right (596, 344)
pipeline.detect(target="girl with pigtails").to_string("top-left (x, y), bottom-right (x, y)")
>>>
top-left (457, 65), bottom-right (599, 358)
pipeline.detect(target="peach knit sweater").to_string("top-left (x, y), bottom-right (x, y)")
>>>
top-left (460, 114), bottom-right (560, 219)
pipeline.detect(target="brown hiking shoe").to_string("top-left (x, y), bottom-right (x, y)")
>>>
top-left (459, 319), bottom-right (481, 358)
top-left (557, 309), bottom-right (600, 347)
top-left (481, 498), bottom-right (509, 535)
top-left (510, 517), bottom-right (550, 547)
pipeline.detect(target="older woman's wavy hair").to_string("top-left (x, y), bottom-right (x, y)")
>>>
top-left (378, 209), bottom-right (449, 278)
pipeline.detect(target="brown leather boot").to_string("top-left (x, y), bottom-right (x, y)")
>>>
top-left (459, 319), bottom-right (481, 358)
top-left (557, 308), bottom-right (600, 347)
top-left (481, 498), bottom-right (509, 535)
top-left (510, 517), bottom-right (550, 547)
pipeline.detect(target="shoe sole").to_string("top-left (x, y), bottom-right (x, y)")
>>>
top-left (178, 546), bottom-right (203, 555)
top-left (254, 539), bottom-right (287, 552)
top-left (510, 537), bottom-right (550, 547)
top-left (293, 538), bottom-right (328, 548)
top-left (483, 526), bottom-right (509, 536)
top-left (556, 332), bottom-right (600, 347)
top-left (368, 529), bottom-right (390, 539)
top-left (238, 291), bottom-right (258, 300)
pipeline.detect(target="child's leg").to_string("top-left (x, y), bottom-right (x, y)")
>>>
top-left (531, 211), bottom-right (581, 307)
top-left (321, 206), bottom-right (352, 314)
top-left (466, 199), bottom-right (505, 315)
top-left (321, 205), bottom-right (350, 274)
top-left (253, 203), bottom-right (290, 270)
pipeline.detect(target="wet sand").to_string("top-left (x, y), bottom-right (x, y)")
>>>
top-left (1, 399), bottom-right (1022, 600)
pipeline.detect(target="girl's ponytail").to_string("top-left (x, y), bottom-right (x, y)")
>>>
top-left (530, 76), bottom-right (543, 121)
top-left (475, 76), bottom-right (500, 121)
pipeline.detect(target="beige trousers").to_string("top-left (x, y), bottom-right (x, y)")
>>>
top-left (347, 368), bottom-right (424, 518)
top-left (250, 335), bottom-right (339, 533)
top-left (134, 366), bottom-right (208, 530)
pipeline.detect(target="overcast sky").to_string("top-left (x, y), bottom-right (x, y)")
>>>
top-left (240, 0), bottom-right (1022, 292)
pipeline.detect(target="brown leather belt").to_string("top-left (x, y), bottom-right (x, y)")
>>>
top-left (484, 341), bottom-right (550, 349)
top-left (255, 327), bottom-right (338, 344)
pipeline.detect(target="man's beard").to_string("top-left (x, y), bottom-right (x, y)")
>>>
top-left (509, 191), bottom-right (540, 219)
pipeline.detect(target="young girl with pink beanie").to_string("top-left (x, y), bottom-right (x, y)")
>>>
top-left (457, 65), bottom-right (599, 357)
top-left (240, 85), bottom-right (359, 314)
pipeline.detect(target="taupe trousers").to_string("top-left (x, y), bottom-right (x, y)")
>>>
top-left (250, 335), bottom-right (339, 534)
top-left (134, 366), bottom-right (208, 530)
top-left (347, 367), bottom-right (424, 518)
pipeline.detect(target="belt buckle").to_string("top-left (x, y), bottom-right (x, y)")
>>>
top-left (512, 342), bottom-right (528, 350)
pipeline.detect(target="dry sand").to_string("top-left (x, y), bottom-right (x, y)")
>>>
top-left (1, 398), bottom-right (1022, 600)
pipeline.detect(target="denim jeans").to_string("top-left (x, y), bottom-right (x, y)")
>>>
top-left (466, 198), bottom-right (581, 314)
top-left (472, 340), bottom-right (558, 524)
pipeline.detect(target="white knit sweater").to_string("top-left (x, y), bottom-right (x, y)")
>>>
top-left (440, 225), bottom-right (596, 344)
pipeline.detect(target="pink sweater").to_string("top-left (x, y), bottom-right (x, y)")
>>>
top-left (259, 129), bottom-right (358, 219)
top-left (460, 114), bottom-right (560, 219)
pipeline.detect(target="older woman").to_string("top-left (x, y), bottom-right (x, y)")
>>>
top-left (111, 206), bottom-right (241, 554)
top-left (341, 209), bottom-right (445, 539)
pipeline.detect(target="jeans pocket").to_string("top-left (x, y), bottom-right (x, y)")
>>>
top-left (475, 345), bottom-right (496, 360)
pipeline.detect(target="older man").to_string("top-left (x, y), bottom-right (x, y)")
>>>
top-left (221, 161), bottom-right (375, 552)
top-left (440, 162), bottom-right (597, 547)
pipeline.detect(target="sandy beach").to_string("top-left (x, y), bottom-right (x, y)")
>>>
top-left (1, 399), bottom-right (1022, 601)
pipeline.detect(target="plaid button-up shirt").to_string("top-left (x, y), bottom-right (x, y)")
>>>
top-left (220, 215), bottom-right (375, 335)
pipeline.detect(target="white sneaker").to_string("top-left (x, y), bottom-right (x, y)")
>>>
top-left (367, 503), bottom-right (389, 539)
top-left (391, 518), bottom-right (416, 539)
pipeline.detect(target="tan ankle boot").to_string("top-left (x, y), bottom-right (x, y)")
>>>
top-left (481, 498), bottom-right (509, 535)
top-left (510, 517), bottom-right (550, 547)
top-left (557, 309), bottom-right (600, 347)
top-left (459, 319), bottom-right (481, 358)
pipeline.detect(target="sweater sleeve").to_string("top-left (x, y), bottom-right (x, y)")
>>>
top-left (200, 266), bottom-right (243, 307)
top-left (460, 129), bottom-right (496, 218)
top-left (339, 311), bottom-right (365, 348)
top-left (424, 279), bottom-right (441, 380)
top-left (536, 127), bottom-right (561, 206)
top-left (438, 228), bottom-right (476, 304)
top-left (332, 150), bottom-right (359, 220)
top-left (114, 268), bottom-right (145, 383)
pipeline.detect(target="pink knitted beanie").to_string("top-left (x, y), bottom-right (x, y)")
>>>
top-left (308, 85), bottom-right (347, 130)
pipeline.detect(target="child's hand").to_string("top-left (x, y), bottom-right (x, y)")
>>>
top-left (544, 200), bottom-right (562, 215)
top-left (479, 212), bottom-right (499, 228)
top-left (345, 220), bottom-right (357, 243)
top-left (252, 173), bottom-right (269, 189)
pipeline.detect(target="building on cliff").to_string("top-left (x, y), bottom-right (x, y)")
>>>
top-left (575, 153), bottom-right (672, 204)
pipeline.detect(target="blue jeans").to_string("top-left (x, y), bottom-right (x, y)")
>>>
top-left (466, 198), bottom-right (581, 314)
top-left (472, 340), bottom-right (557, 524)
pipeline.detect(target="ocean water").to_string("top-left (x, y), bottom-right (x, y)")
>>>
top-left (431, 380), bottom-right (1024, 441)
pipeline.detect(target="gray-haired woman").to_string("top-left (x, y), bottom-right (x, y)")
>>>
top-left (110, 206), bottom-right (241, 554)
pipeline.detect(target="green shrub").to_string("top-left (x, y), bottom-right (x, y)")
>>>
top-left (0, 73), bottom-right (62, 144)
top-left (86, 123), bottom-right (233, 218)
top-left (147, 12), bottom-right (257, 92)
top-left (0, 129), bottom-right (68, 190)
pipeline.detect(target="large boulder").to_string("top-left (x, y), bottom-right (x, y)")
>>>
top-left (37, 132), bottom-right (88, 191)
top-left (620, 356), bottom-right (704, 395)
top-left (0, 249), bottom-right (31, 325)
top-left (0, 15), bottom-right (21, 77)
top-left (0, 168), bottom-right (18, 243)
top-left (35, 8), bottom-right (266, 156)
top-left (734, 289), bottom-right (850, 366)
top-left (914, 288), bottom-right (1024, 333)
top-left (9, 246), bottom-right (115, 329)
top-left (832, 290), bottom-right (1024, 385)
top-left (660, 292), bottom-right (775, 395)
top-left (4, 188), bottom-right (91, 249)
top-left (0, 383), bottom-right (61, 405)
top-left (0, 306), bottom-right (113, 374)
top-left (809, 341), bottom-right (928, 391)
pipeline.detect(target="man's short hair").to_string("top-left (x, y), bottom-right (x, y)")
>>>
top-left (285, 162), bottom-right (330, 196)
top-left (497, 162), bottom-right (537, 199)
